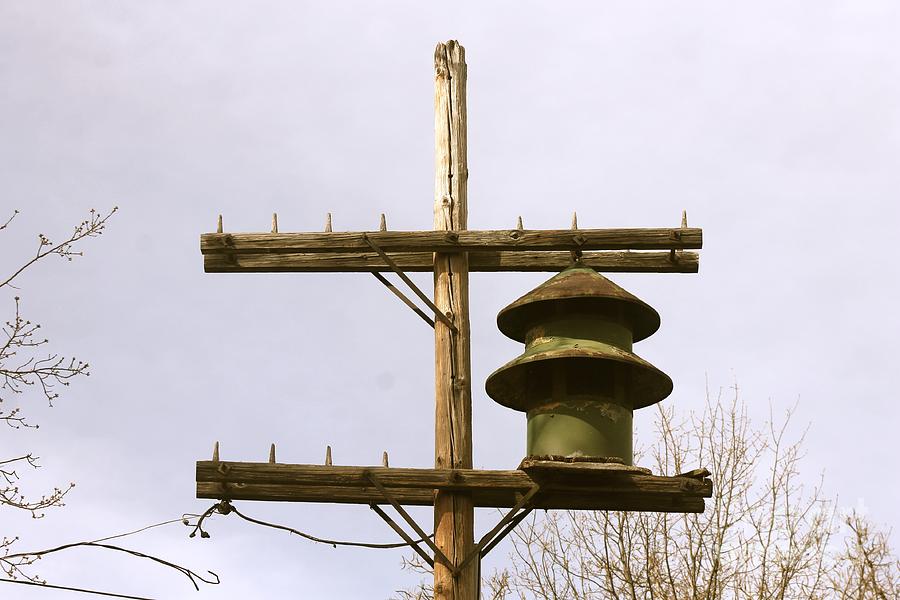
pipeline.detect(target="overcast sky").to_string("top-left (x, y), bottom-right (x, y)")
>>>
top-left (2, 2), bottom-right (899, 598)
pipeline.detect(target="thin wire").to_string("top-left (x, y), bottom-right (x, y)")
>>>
top-left (0, 578), bottom-right (157, 599)
top-left (5, 542), bottom-right (218, 591)
top-left (6, 514), bottom-right (219, 591)
top-left (91, 515), bottom-right (201, 544)
top-left (209, 500), bottom-right (434, 550)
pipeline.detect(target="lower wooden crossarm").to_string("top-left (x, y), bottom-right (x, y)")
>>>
top-left (196, 461), bottom-right (712, 513)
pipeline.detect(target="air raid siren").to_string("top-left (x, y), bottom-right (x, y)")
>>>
top-left (485, 265), bottom-right (672, 465)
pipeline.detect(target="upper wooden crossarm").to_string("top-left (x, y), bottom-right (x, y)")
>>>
top-left (200, 228), bottom-right (703, 255)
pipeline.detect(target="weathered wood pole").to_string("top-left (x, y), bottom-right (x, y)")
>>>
top-left (433, 40), bottom-right (477, 599)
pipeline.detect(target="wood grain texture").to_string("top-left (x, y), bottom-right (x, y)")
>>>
top-left (202, 250), bottom-right (700, 273)
top-left (196, 462), bottom-right (712, 495)
top-left (196, 482), bottom-right (706, 512)
top-left (433, 40), bottom-right (476, 600)
top-left (199, 227), bottom-right (703, 254)
top-left (194, 462), bottom-right (712, 512)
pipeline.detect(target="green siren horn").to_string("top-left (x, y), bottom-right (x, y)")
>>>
top-left (485, 265), bottom-right (672, 465)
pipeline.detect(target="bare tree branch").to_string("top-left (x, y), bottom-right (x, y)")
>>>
top-left (1, 208), bottom-right (117, 531)
top-left (0, 207), bottom-right (117, 290)
top-left (402, 386), bottom-right (900, 599)
top-left (0, 207), bottom-right (216, 594)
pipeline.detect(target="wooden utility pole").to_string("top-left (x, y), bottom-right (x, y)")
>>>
top-left (432, 41), bottom-right (476, 600)
top-left (193, 39), bottom-right (710, 599)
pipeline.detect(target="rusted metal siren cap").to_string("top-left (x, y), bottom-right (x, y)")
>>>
top-left (496, 266), bottom-right (661, 343)
top-left (485, 339), bottom-right (673, 411)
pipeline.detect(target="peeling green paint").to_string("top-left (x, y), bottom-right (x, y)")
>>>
top-left (486, 265), bottom-right (671, 465)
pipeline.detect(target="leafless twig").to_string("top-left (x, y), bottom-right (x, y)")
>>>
top-left (1, 207), bottom-right (117, 290)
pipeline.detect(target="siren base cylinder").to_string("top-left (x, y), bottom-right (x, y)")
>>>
top-left (526, 400), bottom-right (633, 464)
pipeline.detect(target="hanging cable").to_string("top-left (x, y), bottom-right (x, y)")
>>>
top-left (191, 500), bottom-right (434, 550)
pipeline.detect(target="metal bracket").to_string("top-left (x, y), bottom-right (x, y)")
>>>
top-left (370, 271), bottom-right (436, 328)
top-left (369, 503), bottom-right (435, 568)
top-left (364, 234), bottom-right (458, 333)
top-left (479, 507), bottom-right (533, 559)
top-left (366, 473), bottom-right (539, 579)
top-left (366, 472), bottom-right (458, 575)
top-left (456, 483), bottom-right (541, 574)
